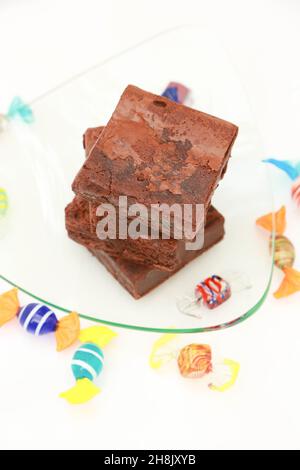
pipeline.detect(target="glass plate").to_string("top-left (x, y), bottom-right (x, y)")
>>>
top-left (0, 25), bottom-right (274, 333)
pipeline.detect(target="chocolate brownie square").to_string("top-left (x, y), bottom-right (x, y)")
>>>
top-left (72, 85), bottom-right (238, 236)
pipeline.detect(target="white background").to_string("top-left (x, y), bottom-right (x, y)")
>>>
top-left (0, 0), bottom-right (300, 450)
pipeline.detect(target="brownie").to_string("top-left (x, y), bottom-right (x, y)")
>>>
top-left (66, 195), bottom-right (224, 272)
top-left (72, 85), bottom-right (238, 236)
top-left (83, 208), bottom-right (225, 298)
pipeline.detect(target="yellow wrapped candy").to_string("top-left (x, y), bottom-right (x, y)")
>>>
top-left (149, 334), bottom-right (239, 392)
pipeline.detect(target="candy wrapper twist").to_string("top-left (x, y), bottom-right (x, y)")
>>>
top-left (0, 97), bottom-right (33, 132)
top-left (149, 334), bottom-right (240, 392)
top-left (256, 206), bottom-right (300, 298)
top-left (60, 326), bottom-right (117, 404)
top-left (0, 289), bottom-right (80, 351)
top-left (264, 159), bottom-right (300, 207)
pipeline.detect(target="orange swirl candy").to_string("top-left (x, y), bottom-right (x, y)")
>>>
top-left (177, 344), bottom-right (213, 378)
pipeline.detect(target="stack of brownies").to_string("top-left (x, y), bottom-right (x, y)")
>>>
top-left (65, 85), bottom-right (238, 298)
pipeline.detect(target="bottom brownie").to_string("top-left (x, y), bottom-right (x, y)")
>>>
top-left (66, 197), bottom-right (223, 272)
top-left (72, 208), bottom-right (225, 298)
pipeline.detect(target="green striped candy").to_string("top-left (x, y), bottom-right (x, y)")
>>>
top-left (0, 188), bottom-right (8, 217)
top-left (71, 342), bottom-right (104, 382)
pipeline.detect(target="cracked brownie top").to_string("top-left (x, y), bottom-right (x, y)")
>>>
top-left (72, 85), bottom-right (238, 208)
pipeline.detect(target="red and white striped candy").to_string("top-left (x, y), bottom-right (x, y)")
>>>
top-left (291, 176), bottom-right (300, 207)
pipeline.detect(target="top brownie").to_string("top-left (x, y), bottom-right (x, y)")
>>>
top-left (73, 85), bottom-right (238, 231)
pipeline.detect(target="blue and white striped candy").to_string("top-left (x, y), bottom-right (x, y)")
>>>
top-left (18, 303), bottom-right (58, 335)
top-left (72, 342), bottom-right (104, 382)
